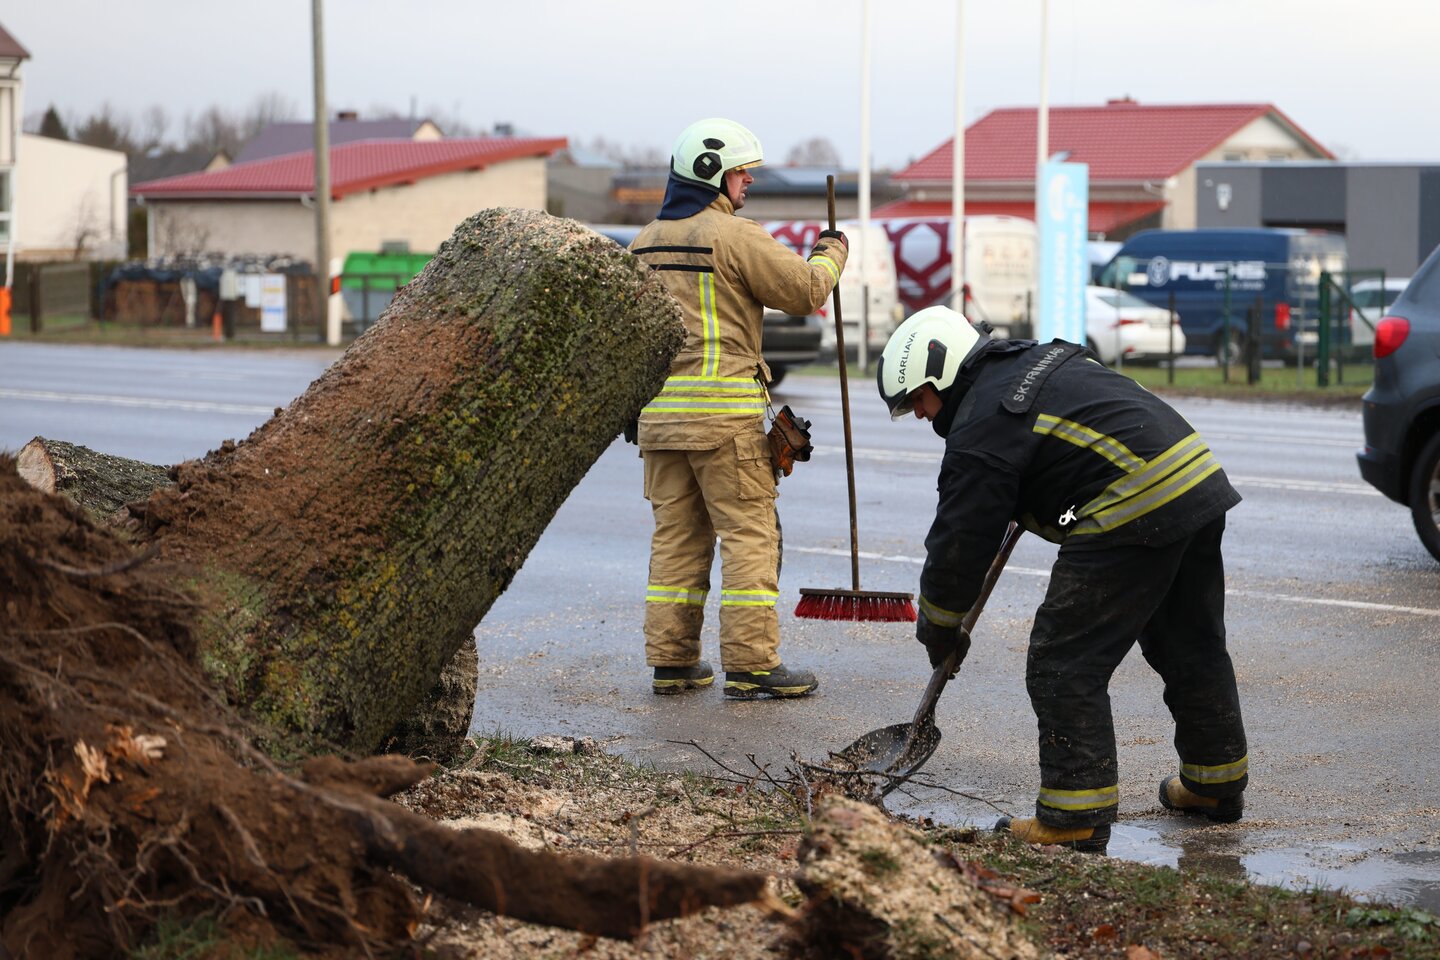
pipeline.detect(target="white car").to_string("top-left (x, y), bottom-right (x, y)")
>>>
top-left (1348, 277), bottom-right (1409, 350)
top-left (1085, 285), bottom-right (1185, 365)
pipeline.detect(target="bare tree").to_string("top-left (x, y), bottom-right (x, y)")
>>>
top-left (74, 103), bottom-right (133, 153)
top-left (134, 105), bottom-right (170, 155)
top-left (784, 136), bottom-right (843, 167)
top-left (584, 135), bottom-right (666, 169)
top-left (241, 91), bottom-right (298, 141)
top-left (64, 194), bottom-right (106, 260)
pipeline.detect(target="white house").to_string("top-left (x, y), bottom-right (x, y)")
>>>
top-left (0, 21), bottom-right (28, 288)
top-left (16, 133), bottom-right (128, 261)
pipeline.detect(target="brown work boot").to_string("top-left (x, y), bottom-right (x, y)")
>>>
top-left (722, 663), bottom-right (818, 699)
top-left (993, 816), bottom-right (1110, 854)
top-left (1158, 776), bottom-right (1244, 823)
top-left (652, 660), bottom-right (715, 694)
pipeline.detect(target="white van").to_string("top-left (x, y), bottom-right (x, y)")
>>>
top-left (959, 216), bottom-right (1038, 338)
top-left (877, 215), bottom-right (1038, 339)
top-left (762, 220), bottom-right (903, 359)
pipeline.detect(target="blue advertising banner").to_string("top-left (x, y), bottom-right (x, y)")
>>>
top-left (1037, 160), bottom-right (1089, 345)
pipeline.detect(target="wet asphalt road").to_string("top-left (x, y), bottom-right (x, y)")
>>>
top-left (3, 341), bottom-right (1438, 910)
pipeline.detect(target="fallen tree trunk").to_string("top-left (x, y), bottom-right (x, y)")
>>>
top-left (18, 436), bottom-right (479, 762)
top-left (1, 208), bottom-right (772, 954)
top-left (0, 470), bottom-right (768, 952)
top-left (132, 208), bottom-right (683, 754)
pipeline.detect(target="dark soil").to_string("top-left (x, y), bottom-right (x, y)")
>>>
top-left (0, 455), bottom-right (422, 956)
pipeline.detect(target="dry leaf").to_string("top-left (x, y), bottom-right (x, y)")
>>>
top-left (75, 740), bottom-right (111, 794)
top-left (1126, 946), bottom-right (1162, 960)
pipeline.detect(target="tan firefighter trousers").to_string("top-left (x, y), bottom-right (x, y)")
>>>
top-left (643, 433), bottom-right (781, 672)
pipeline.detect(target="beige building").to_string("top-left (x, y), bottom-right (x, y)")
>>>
top-left (132, 136), bottom-right (567, 265)
top-left (16, 133), bottom-right (128, 261)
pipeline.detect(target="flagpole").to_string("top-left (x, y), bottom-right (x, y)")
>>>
top-left (858, 0), bottom-right (872, 371)
top-left (950, 0), bottom-right (965, 311)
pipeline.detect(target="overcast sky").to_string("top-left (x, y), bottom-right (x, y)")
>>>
top-left (7, 0), bottom-right (1438, 169)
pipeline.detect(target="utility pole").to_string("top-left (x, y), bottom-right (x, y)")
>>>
top-left (312, 0), bottom-right (337, 345)
top-left (858, 0), bottom-right (872, 372)
top-left (950, 0), bottom-right (965, 312)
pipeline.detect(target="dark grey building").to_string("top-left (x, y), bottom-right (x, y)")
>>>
top-left (1195, 161), bottom-right (1440, 277)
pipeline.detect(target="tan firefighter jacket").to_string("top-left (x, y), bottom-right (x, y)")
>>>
top-left (630, 195), bottom-right (847, 450)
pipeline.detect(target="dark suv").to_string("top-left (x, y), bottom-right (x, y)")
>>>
top-left (1357, 242), bottom-right (1440, 561)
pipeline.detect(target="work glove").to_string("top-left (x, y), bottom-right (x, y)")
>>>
top-left (817, 228), bottom-right (848, 250)
top-left (916, 609), bottom-right (972, 677)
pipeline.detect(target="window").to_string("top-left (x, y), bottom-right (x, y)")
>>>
top-left (0, 170), bottom-right (10, 244)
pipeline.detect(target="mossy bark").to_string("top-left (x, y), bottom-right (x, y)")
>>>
top-left (135, 209), bottom-right (682, 753)
top-left (16, 437), bottom-right (482, 761)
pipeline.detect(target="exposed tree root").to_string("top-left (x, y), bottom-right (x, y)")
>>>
top-left (0, 459), bottom-right (768, 956)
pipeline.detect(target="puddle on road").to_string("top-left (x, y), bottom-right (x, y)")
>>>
top-left (1111, 822), bottom-right (1440, 913)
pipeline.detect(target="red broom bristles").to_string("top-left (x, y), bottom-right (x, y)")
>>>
top-left (794, 589), bottom-right (916, 622)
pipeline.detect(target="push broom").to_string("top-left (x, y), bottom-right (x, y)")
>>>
top-left (795, 177), bottom-right (916, 623)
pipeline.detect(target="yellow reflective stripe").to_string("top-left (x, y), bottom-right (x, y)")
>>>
top-left (699, 272), bottom-right (719, 377)
top-left (660, 376), bottom-right (765, 394)
top-left (1069, 452), bottom-right (1222, 536)
top-left (1037, 784), bottom-right (1120, 812)
top-left (918, 595), bottom-right (963, 628)
top-left (1077, 433), bottom-right (1210, 518)
top-left (1034, 414), bottom-right (1144, 473)
top-left (645, 398), bottom-right (765, 409)
top-left (644, 375), bottom-right (765, 416)
top-left (1181, 754), bottom-right (1249, 785)
top-left (646, 584), bottom-right (708, 605)
top-left (721, 589), bottom-right (778, 607)
top-left (808, 254), bottom-right (840, 284)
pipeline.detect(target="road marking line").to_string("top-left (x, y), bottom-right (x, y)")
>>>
top-left (1201, 431), bottom-right (1358, 449)
top-left (0, 387), bottom-right (275, 416)
top-left (789, 546), bottom-right (1440, 617)
top-left (1226, 475), bottom-right (1380, 496)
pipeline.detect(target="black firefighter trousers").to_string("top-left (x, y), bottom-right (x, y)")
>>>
top-left (1026, 515), bottom-right (1248, 829)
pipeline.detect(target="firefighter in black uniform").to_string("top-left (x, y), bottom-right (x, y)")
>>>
top-left (876, 305), bottom-right (1249, 853)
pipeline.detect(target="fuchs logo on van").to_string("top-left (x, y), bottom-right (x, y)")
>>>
top-left (1142, 259), bottom-right (1267, 287)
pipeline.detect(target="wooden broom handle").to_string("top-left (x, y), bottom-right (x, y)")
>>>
top-left (827, 176), bottom-right (861, 591)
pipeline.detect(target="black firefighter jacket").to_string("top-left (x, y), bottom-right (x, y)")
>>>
top-left (917, 339), bottom-right (1242, 629)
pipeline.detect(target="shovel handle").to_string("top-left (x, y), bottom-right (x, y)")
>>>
top-left (905, 521), bottom-right (1024, 731)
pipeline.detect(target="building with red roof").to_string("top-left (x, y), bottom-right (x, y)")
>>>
top-left (882, 99), bottom-right (1333, 238)
top-left (131, 135), bottom-right (566, 265)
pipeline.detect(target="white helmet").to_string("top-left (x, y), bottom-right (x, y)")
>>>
top-left (670, 118), bottom-right (764, 189)
top-left (876, 306), bottom-right (987, 419)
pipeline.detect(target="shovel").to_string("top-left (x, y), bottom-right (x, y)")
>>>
top-left (823, 522), bottom-right (1023, 796)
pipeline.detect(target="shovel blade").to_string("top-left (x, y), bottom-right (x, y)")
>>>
top-left (831, 720), bottom-right (941, 778)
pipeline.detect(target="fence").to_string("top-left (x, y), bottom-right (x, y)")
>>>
top-left (1099, 255), bottom-right (1384, 386)
top-left (99, 257), bottom-right (323, 340)
top-left (11, 262), bottom-right (95, 332)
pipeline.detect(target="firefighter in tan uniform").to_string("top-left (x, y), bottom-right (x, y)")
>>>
top-left (630, 118), bottom-right (847, 699)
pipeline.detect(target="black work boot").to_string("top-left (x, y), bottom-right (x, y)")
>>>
top-left (652, 660), bottom-right (715, 695)
top-left (993, 816), bottom-right (1111, 854)
top-left (1158, 776), bottom-right (1244, 823)
top-left (722, 663), bottom-right (818, 699)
